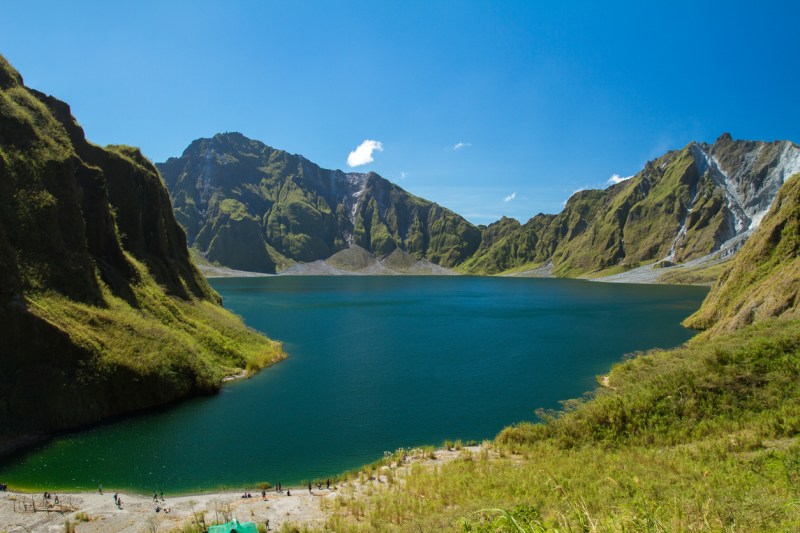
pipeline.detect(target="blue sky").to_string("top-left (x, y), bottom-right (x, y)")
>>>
top-left (2, 1), bottom-right (799, 225)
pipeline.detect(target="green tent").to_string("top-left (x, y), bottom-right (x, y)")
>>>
top-left (207, 518), bottom-right (259, 533)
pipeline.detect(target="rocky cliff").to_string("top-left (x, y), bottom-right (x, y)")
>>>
top-left (0, 56), bottom-right (281, 454)
top-left (157, 133), bottom-right (481, 273)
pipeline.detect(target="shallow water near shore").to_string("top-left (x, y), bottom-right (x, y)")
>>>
top-left (0, 276), bottom-right (706, 493)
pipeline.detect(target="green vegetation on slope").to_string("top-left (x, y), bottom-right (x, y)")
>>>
top-left (159, 131), bottom-right (795, 280)
top-left (0, 56), bottom-right (282, 454)
top-left (462, 137), bottom-right (798, 279)
top-left (656, 259), bottom-right (732, 286)
top-left (158, 135), bottom-right (481, 272)
top-left (684, 173), bottom-right (800, 333)
top-left (315, 154), bottom-right (800, 532)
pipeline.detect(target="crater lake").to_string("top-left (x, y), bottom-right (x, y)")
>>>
top-left (0, 276), bottom-right (707, 493)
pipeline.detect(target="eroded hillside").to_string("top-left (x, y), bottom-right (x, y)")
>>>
top-left (0, 56), bottom-right (283, 454)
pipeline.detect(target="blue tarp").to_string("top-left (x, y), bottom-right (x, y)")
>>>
top-left (207, 518), bottom-right (259, 533)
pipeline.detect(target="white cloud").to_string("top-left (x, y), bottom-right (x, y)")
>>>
top-left (347, 140), bottom-right (383, 167)
top-left (453, 142), bottom-right (472, 151)
top-left (607, 173), bottom-right (633, 185)
top-left (396, 171), bottom-right (408, 181)
top-left (504, 192), bottom-right (516, 202)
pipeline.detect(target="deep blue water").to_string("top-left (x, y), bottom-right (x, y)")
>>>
top-left (0, 276), bottom-right (706, 493)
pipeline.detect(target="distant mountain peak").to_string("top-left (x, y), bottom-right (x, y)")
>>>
top-left (157, 135), bottom-right (481, 272)
top-left (715, 132), bottom-right (733, 144)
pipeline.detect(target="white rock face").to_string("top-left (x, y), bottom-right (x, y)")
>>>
top-left (198, 149), bottom-right (218, 209)
top-left (744, 143), bottom-right (800, 228)
top-left (671, 139), bottom-right (800, 260)
top-left (709, 140), bottom-right (800, 230)
top-left (689, 143), bottom-right (750, 236)
top-left (338, 172), bottom-right (368, 246)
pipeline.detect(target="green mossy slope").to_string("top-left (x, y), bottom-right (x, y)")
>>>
top-left (0, 56), bottom-right (283, 455)
top-left (684, 173), bottom-right (800, 333)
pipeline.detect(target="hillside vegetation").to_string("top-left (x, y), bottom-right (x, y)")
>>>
top-left (0, 56), bottom-right (283, 455)
top-left (315, 177), bottom-right (800, 530)
top-left (684, 174), bottom-right (800, 332)
top-left (157, 134), bottom-right (480, 273)
top-left (158, 132), bottom-right (799, 283)
top-left (460, 137), bottom-right (800, 276)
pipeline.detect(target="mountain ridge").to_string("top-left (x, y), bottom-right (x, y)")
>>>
top-left (157, 133), bottom-right (481, 273)
top-left (160, 132), bottom-right (798, 281)
top-left (461, 134), bottom-right (800, 277)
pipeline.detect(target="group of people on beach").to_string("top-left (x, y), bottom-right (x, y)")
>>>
top-left (9, 477), bottom-right (340, 518)
top-left (257, 479), bottom-right (333, 498)
top-left (308, 479), bottom-right (332, 492)
top-left (152, 489), bottom-right (171, 513)
top-left (42, 492), bottom-right (60, 505)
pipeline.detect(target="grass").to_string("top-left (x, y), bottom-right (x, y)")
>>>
top-left (318, 317), bottom-right (800, 531)
top-left (494, 261), bottom-right (545, 276)
top-left (657, 260), bottom-right (731, 286)
top-left (28, 255), bottom-right (283, 381)
top-left (579, 259), bottom-right (658, 279)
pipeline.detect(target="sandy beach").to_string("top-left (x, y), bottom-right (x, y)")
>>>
top-left (0, 446), bottom-right (480, 532)
top-left (0, 485), bottom-right (326, 532)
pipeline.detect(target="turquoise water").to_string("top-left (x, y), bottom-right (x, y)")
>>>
top-left (0, 276), bottom-right (706, 493)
